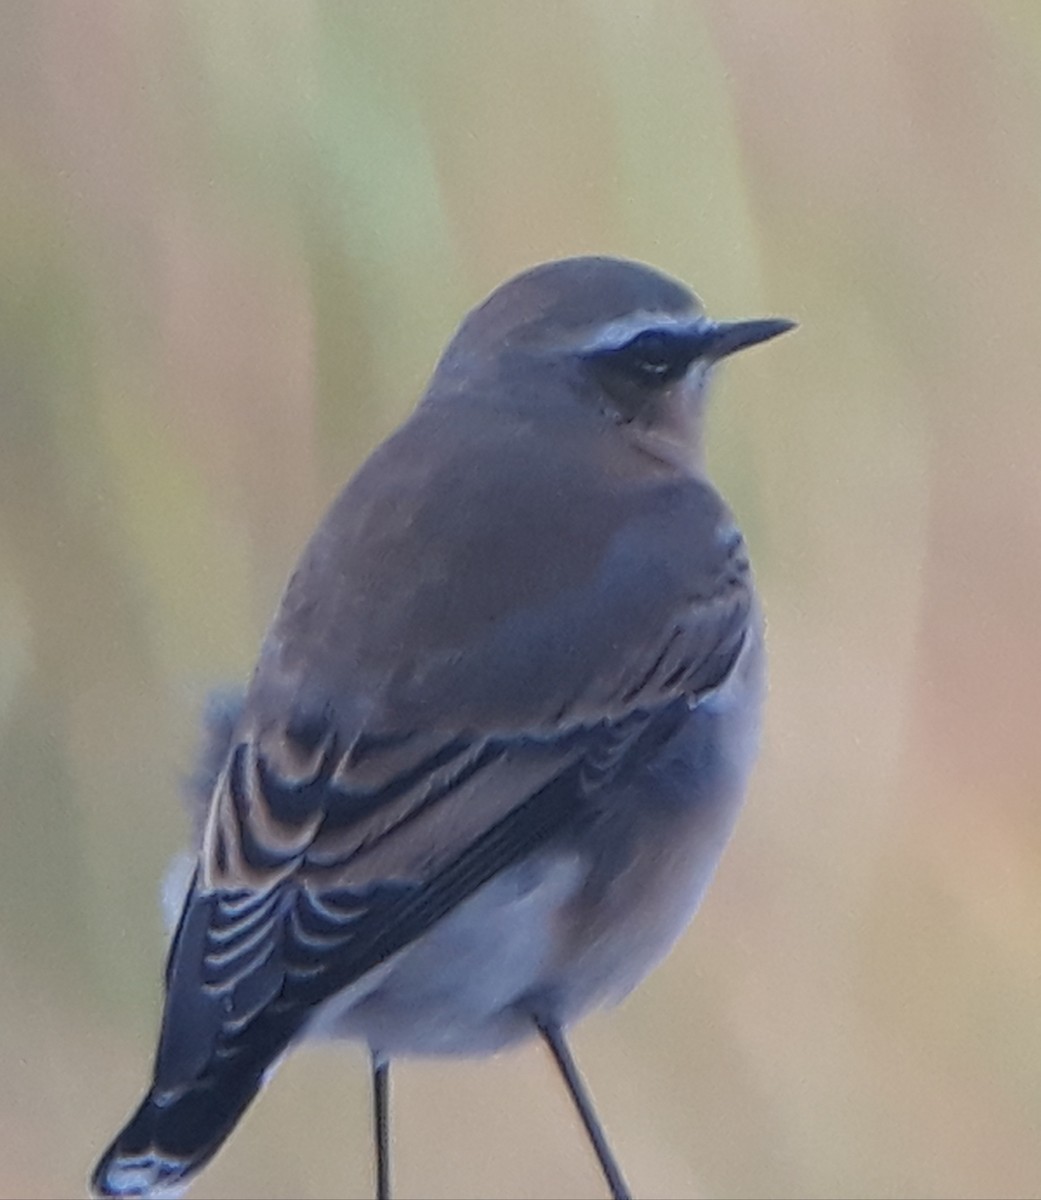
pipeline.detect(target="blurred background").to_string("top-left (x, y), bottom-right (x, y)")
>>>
top-left (2, 2), bottom-right (1041, 1197)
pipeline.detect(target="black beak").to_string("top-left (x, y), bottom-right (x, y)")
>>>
top-left (703, 317), bottom-right (797, 361)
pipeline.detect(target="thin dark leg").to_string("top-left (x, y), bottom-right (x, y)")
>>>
top-left (536, 1019), bottom-right (632, 1200)
top-left (372, 1052), bottom-right (391, 1200)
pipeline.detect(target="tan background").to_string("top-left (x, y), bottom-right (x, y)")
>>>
top-left (2, 2), bottom-right (1040, 1198)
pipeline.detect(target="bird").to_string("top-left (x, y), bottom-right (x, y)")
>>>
top-left (90, 255), bottom-right (794, 1200)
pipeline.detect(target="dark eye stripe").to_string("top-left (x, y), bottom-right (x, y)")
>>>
top-left (588, 327), bottom-right (707, 386)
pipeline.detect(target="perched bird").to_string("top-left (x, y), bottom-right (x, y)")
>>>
top-left (91, 256), bottom-right (794, 1200)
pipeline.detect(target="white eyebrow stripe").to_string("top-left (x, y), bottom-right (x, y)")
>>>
top-left (578, 311), bottom-right (710, 353)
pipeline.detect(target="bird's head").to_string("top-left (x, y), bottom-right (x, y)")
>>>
top-left (430, 255), bottom-right (795, 472)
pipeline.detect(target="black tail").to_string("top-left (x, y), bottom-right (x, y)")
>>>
top-left (92, 837), bottom-right (304, 1199)
top-left (90, 1046), bottom-right (276, 1198)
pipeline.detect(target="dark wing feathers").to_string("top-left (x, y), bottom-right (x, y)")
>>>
top-left (93, 512), bottom-right (752, 1195)
top-left (159, 699), bottom-right (697, 1092)
top-left (160, 540), bottom-right (752, 1091)
top-left (98, 726), bottom-right (604, 1197)
top-left (162, 591), bottom-right (746, 1091)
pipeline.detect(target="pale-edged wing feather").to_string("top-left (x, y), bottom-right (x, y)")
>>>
top-left (153, 559), bottom-right (750, 1099)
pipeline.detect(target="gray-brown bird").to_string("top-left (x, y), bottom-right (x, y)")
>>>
top-left (91, 256), bottom-right (793, 1200)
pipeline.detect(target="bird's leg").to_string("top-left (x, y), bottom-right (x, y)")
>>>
top-left (371, 1051), bottom-right (391, 1200)
top-left (535, 1018), bottom-right (632, 1200)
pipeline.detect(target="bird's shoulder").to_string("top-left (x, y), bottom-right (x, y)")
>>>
top-left (256, 402), bottom-right (750, 728)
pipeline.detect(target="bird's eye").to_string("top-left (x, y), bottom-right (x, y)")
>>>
top-left (598, 329), bottom-right (695, 386)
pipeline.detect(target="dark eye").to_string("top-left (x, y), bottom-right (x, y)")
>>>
top-left (597, 329), bottom-right (696, 386)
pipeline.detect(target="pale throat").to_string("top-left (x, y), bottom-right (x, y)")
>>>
top-left (625, 366), bottom-right (712, 476)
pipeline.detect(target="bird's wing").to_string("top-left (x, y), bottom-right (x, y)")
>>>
top-left (153, 517), bottom-right (752, 1097)
top-left (93, 471), bottom-right (754, 1196)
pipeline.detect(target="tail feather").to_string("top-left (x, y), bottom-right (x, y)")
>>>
top-left (93, 797), bottom-right (301, 1198)
top-left (90, 1052), bottom-right (271, 1199)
